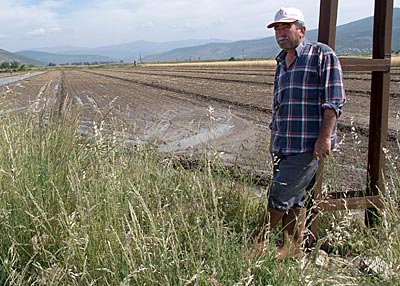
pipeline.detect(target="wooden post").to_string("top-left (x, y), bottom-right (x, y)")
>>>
top-left (366, 0), bottom-right (393, 225)
top-left (318, 0), bottom-right (339, 48)
top-left (306, 0), bottom-right (339, 249)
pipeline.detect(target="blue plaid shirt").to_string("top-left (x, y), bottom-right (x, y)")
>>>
top-left (270, 39), bottom-right (346, 155)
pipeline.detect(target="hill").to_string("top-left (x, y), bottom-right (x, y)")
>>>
top-left (142, 38), bottom-right (280, 62)
top-left (0, 49), bottom-right (44, 66)
top-left (29, 39), bottom-right (231, 63)
top-left (144, 7), bottom-right (400, 62)
top-left (15, 51), bottom-right (114, 65)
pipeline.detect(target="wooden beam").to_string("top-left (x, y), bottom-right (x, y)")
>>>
top-left (315, 196), bottom-right (382, 211)
top-left (340, 58), bottom-right (391, 72)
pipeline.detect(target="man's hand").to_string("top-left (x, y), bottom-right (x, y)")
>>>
top-left (314, 136), bottom-right (331, 160)
top-left (314, 108), bottom-right (337, 160)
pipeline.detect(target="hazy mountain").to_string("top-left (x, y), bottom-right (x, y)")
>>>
top-left (143, 38), bottom-right (280, 62)
top-left (30, 39), bottom-right (232, 63)
top-left (0, 49), bottom-right (45, 66)
top-left (144, 7), bottom-right (400, 62)
top-left (30, 45), bottom-right (88, 54)
top-left (15, 50), bottom-right (114, 65)
top-left (334, 7), bottom-right (399, 55)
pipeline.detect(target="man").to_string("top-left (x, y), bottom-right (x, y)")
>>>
top-left (257, 7), bottom-right (346, 260)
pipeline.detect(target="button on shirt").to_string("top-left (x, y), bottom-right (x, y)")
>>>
top-left (270, 39), bottom-right (346, 155)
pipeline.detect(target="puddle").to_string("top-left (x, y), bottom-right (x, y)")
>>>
top-left (75, 96), bottom-right (84, 105)
top-left (86, 96), bottom-right (99, 110)
top-left (54, 76), bottom-right (62, 95)
top-left (74, 118), bottom-right (234, 154)
top-left (158, 123), bottom-right (233, 152)
top-left (0, 72), bottom-right (45, 87)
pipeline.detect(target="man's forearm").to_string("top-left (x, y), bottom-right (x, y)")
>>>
top-left (314, 108), bottom-right (337, 159)
top-left (319, 108), bottom-right (337, 139)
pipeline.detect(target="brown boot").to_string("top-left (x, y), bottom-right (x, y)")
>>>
top-left (276, 208), bottom-right (306, 261)
top-left (254, 207), bottom-right (285, 256)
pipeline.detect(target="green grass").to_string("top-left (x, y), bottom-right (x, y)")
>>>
top-left (0, 110), bottom-right (399, 285)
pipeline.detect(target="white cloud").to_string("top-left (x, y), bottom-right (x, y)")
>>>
top-left (0, 0), bottom-right (398, 51)
top-left (27, 28), bottom-right (47, 36)
top-left (27, 26), bottom-right (62, 36)
top-left (142, 21), bottom-right (155, 29)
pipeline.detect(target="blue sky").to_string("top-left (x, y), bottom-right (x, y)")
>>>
top-left (0, 0), bottom-right (399, 52)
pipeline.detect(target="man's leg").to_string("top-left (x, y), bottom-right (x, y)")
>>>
top-left (276, 208), bottom-right (306, 260)
top-left (254, 207), bottom-right (285, 255)
top-left (255, 153), bottom-right (317, 258)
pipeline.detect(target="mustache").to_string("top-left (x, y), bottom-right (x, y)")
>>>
top-left (277, 36), bottom-right (289, 41)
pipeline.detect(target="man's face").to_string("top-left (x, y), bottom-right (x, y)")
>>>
top-left (274, 22), bottom-right (305, 51)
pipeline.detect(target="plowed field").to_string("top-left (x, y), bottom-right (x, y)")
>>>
top-left (0, 65), bottom-right (399, 192)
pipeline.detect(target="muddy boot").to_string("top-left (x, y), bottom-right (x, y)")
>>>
top-left (276, 208), bottom-right (306, 261)
top-left (254, 207), bottom-right (285, 257)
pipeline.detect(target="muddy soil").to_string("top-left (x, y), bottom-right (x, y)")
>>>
top-left (0, 66), bottom-right (399, 194)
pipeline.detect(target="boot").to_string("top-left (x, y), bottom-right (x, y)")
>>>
top-left (276, 208), bottom-right (306, 260)
top-left (254, 207), bottom-right (285, 256)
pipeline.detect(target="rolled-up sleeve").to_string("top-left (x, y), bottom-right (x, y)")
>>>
top-left (320, 52), bottom-right (346, 118)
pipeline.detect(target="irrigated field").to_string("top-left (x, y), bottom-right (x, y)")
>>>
top-left (1, 64), bottom-right (399, 192)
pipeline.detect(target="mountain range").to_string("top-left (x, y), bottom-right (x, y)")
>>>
top-left (144, 7), bottom-right (400, 62)
top-left (16, 39), bottom-right (232, 65)
top-left (1, 8), bottom-right (399, 66)
top-left (0, 49), bottom-right (44, 66)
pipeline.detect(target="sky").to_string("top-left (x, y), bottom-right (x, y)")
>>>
top-left (0, 0), bottom-right (399, 52)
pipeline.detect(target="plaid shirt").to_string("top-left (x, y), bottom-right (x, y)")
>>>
top-left (270, 39), bottom-right (346, 155)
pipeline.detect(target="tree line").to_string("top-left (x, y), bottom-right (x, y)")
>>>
top-left (0, 61), bottom-right (34, 72)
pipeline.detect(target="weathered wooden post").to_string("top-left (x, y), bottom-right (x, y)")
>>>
top-left (366, 0), bottom-right (394, 225)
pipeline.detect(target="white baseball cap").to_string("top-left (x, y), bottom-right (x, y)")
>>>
top-left (267, 7), bottom-right (305, 29)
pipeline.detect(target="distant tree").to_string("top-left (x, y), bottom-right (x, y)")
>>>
top-left (228, 57), bottom-right (236, 61)
top-left (0, 61), bottom-right (10, 70)
top-left (48, 62), bottom-right (56, 66)
top-left (10, 61), bottom-right (19, 70)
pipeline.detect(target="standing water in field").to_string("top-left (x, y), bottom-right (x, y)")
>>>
top-left (0, 72), bottom-right (45, 87)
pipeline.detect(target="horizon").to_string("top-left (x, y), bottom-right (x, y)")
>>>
top-left (0, 1), bottom-right (399, 52)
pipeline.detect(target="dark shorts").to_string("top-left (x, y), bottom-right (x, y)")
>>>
top-left (268, 152), bottom-right (320, 211)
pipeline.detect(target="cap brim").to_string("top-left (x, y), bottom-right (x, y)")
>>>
top-left (266, 18), bottom-right (297, 29)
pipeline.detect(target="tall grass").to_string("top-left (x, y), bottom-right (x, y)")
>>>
top-left (0, 109), bottom-right (399, 285)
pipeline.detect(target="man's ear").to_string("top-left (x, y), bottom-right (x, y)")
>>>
top-left (300, 26), bottom-right (306, 36)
